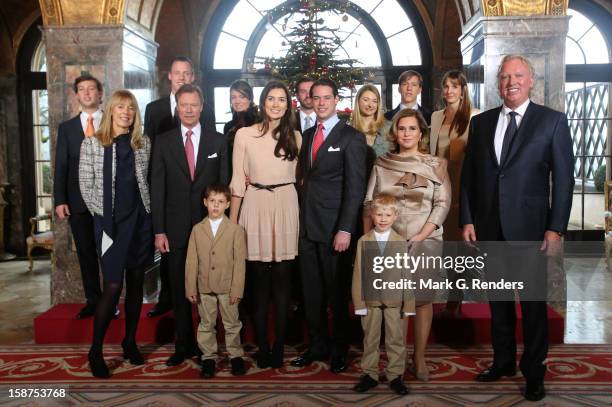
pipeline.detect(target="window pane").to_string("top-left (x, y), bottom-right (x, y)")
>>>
top-left (37, 162), bottom-right (52, 195)
top-left (32, 90), bottom-right (48, 125)
top-left (254, 26), bottom-right (286, 65)
top-left (339, 24), bottom-right (382, 67)
top-left (565, 38), bottom-right (585, 65)
top-left (214, 32), bottom-right (247, 69)
top-left (567, 10), bottom-right (594, 41)
top-left (36, 196), bottom-right (52, 232)
top-left (222, 1), bottom-right (262, 41)
top-left (580, 28), bottom-right (609, 64)
top-left (371, 0), bottom-right (409, 38)
top-left (388, 28), bottom-right (421, 66)
top-left (214, 87), bottom-right (231, 125)
top-left (34, 125), bottom-right (50, 161)
top-left (350, 0), bottom-right (379, 13)
top-left (31, 42), bottom-right (47, 72)
top-left (249, 0), bottom-right (286, 11)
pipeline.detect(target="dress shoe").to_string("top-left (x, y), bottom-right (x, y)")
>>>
top-left (166, 349), bottom-right (197, 367)
top-left (330, 355), bottom-right (348, 373)
top-left (147, 304), bottom-right (171, 318)
top-left (254, 351), bottom-right (271, 369)
top-left (408, 364), bottom-right (429, 382)
top-left (88, 350), bottom-right (110, 378)
top-left (230, 357), bottom-right (246, 376)
top-left (76, 304), bottom-right (96, 319)
top-left (270, 345), bottom-right (284, 368)
top-left (475, 365), bottom-right (516, 382)
top-left (389, 376), bottom-right (409, 395)
top-left (121, 341), bottom-right (144, 365)
top-left (524, 381), bottom-right (545, 401)
top-left (200, 359), bottom-right (215, 378)
top-left (353, 374), bottom-right (378, 393)
top-left (290, 353), bottom-right (314, 367)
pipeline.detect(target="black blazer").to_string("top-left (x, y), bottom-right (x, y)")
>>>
top-left (298, 119), bottom-right (368, 242)
top-left (53, 115), bottom-right (89, 214)
top-left (144, 95), bottom-right (216, 145)
top-left (459, 102), bottom-right (574, 241)
top-left (384, 104), bottom-right (432, 125)
top-left (151, 126), bottom-right (229, 249)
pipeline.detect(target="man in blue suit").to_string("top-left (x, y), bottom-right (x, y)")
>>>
top-left (460, 55), bottom-right (574, 401)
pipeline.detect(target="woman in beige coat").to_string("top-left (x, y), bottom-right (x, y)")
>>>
top-left (364, 108), bottom-right (451, 381)
top-left (429, 70), bottom-right (479, 315)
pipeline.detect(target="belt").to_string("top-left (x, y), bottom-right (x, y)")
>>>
top-left (251, 182), bottom-right (293, 192)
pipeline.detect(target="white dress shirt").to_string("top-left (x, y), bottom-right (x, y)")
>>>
top-left (181, 123), bottom-right (201, 166)
top-left (494, 99), bottom-right (530, 163)
top-left (79, 110), bottom-right (103, 133)
top-left (170, 93), bottom-right (177, 117)
top-left (209, 217), bottom-right (223, 237)
top-left (299, 110), bottom-right (317, 132)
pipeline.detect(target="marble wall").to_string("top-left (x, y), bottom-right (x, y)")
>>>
top-left (460, 15), bottom-right (570, 112)
top-left (44, 25), bottom-right (156, 304)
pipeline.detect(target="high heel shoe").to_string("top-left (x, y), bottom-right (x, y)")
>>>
top-left (408, 363), bottom-right (429, 382)
top-left (88, 350), bottom-right (111, 378)
top-left (121, 341), bottom-right (145, 365)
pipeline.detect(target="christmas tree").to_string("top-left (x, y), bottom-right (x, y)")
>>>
top-left (258, 0), bottom-right (367, 93)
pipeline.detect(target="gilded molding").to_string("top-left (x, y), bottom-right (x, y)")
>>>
top-left (481, 0), bottom-right (568, 16)
top-left (39, 0), bottom-right (63, 25)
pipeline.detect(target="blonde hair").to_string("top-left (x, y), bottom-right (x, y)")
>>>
top-left (351, 84), bottom-right (385, 135)
top-left (497, 54), bottom-right (536, 84)
top-left (96, 90), bottom-right (143, 149)
top-left (371, 192), bottom-right (399, 214)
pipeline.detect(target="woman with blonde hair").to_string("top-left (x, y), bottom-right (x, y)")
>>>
top-left (79, 90), bottom-right (153, 378)
top-left (350, 84), bottom-right (389, 175)
top-left (429, 70), bottom-right (480, 315)
top-left (364, 108), bottom-right (451, 382)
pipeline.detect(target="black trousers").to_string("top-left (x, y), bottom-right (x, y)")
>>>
top-left (156, 253), bottom-right (172, 308)
top-left (298, 236), bottom-right (351, 359)
top-left (167, 247), bottom-right (196, 353)
top-left (68, 211), bottom-right (101, 305)
top-left (487, 226), bottom-right (549, 384)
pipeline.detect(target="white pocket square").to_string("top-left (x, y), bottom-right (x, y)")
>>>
top-left (207, 153), bottom-right (218, 158)
top-left (328, 146), bottom-right (340, 152)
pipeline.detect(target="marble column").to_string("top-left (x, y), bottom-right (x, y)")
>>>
top-left (459, 15), bottom-right (570, 112)
top-left (44, 25), bottom-right (157, 304)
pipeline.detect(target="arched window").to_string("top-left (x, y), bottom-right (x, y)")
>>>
top-left (203, 0), bottom-right (431, 131)
top-left (564, 4), bottom-right (612, 233)
top-left (17, 19), bottom-right (49, 235)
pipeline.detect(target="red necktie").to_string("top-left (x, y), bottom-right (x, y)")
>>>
top-left (311, 122), bottom-right (325, 163)
top-left (185, 130), bottom-right (195, 181)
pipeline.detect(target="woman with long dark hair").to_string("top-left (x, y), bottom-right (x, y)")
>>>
top-left (229, 80), bottom-right (300, 369)
top-left (79, 90), bottom-right (153, 378)
top-left (224, 80), bottom-right (258, 173)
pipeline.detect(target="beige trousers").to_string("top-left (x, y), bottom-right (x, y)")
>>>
top-left (197, 293), bottom-right (244, 360)
top-left (360, 306), bottom-right (407, 381)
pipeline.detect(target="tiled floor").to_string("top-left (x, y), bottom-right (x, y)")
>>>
top-left (0, 259), bottom-right (611, 345)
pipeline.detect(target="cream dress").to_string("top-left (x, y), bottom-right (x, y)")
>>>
top-left (230, 125), bottom-right (301, 262)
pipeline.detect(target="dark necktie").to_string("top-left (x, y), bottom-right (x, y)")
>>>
top-left (500, 111), bottom-right (518, 165)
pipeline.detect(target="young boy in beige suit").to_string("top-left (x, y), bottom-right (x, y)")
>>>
top-left (186, 184), bottom-right (247, 378)
top-left (352, 193), bottom-right (415, 395)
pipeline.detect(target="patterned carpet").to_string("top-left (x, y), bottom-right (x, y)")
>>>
top-left (1, 344), bottom-right (611, 406)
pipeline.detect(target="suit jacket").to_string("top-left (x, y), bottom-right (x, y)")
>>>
top-left (351, 229), bottom-right (415, 313)
top-left (53, 115), bottom-right (90, 214)
top-left (78, 134), bottom-right (151, 216)
top-left (185, 215), bottom-right (246, 298)
top-left (384, 103), bottom-right (432, 125)
top-left (459, 101), bottom-right (574, 241)
top-left (298, 119), bottom-right (368, 242)
top-left (151, 126), bottom-right (229, 249)
top-left (144, 95), bottom-right (216, 146)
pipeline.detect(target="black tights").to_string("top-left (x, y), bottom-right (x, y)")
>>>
top-left (249, 260), bottom-right (293, 353)
top-left (91, 267), bottom-right (144, 353)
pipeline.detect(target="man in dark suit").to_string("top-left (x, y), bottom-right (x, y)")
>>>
top-left (290, 78), bottom-right (368, 373)
top-left (151, 84), bottom-right (229, 366)
top-left (144, 56), bottom-right (216, 318)
top-left (53, 74), bottom-right (103, 320)
top-left (294, 76), bottom-right (316, 133)
top-left (384, 70), bottom-right (432, 125)
top-left (460, 54), bottom-right (574, 401)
